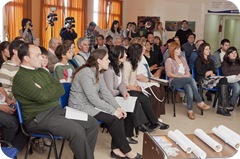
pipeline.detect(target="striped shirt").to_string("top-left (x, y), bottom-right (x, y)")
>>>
top-left (0, 61), bottom-right (19, 99)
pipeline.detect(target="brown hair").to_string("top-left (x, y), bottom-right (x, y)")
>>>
top-left (168, 42), bottom-right (180, 59)
top-left (73, 49), bottom-right (107, 83)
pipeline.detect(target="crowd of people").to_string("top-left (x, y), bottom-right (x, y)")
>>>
top-left (0, 17), bottom-right (239, 159)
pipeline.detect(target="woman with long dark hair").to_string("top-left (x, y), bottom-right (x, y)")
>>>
top-left (19, 18), bottom-right (36, 44)
top-left (123, 43), bottom-right (169, 128)
top-left (195, 43), bottom-right (230, 116)
top-left (107, 20), bottom-right (122, 38)
top-left (69, 49), bottom-right (142, 159)
top-left (104, 46), bottom-right (163, 140)
top-left (0, 41), bottom-right (10, 68)
top-left (221, 46), bottom-right (240, 111)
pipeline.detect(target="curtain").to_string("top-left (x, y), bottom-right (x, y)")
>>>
top-left (5, 0), bottom-right (29, 41)
top-left (107, 0), bottom-right (122, 29)
top-left (40, 0), bottom-right (64, 48)
top-left (97, 0), bottom-right (108, 29)
top-left (66, 0), bottom-right (87, 41)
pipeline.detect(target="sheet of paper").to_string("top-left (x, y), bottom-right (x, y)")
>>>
top-left (226, 75), bottom-right (240, 83)
top-left (65, 106), bottom-right (88, 121)
top-left (115, 96), bottom-right (137, 112)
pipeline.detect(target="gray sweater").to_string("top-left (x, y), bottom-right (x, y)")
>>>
top-left (68, 67), bottom-right (120, 116)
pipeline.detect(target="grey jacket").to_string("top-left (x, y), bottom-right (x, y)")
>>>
top-left (68, 67), bottom-right (120, 116)
top-left (213, 49), bottom-right (221, 68)
top-left (103, 67), bottom-right (127, 97)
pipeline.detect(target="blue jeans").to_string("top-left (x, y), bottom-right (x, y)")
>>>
top-left (228, 82), bottom-right (240, 105)
top-left (171, 77), bottom-right (202, 110)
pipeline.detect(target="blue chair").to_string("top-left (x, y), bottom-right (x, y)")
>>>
top-left (194, 67), bottom-right (220, 108)
top-left (16, 102), bottom-right (65, 159)
top-left (165, 76), bottom-right (185, 117)
top-left (0, 140), bottom-right (18, 159)
top-left (59, 83), bottom-right (72, 108)
top-left (59, 83), bottom-right (103, 127)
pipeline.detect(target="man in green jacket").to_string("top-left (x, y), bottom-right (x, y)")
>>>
top-left (12, 43), bottom-right (98, 159)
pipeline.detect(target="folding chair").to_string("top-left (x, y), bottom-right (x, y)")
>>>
top-left (16, 102), bottom-right (65, 159)
top-left (0, 140), bottom-right (18, 159)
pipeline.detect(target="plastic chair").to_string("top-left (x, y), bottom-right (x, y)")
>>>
top-left (59, 83), bottom-right (72, 108)
top-left (0, 140), bottom-right (18, 159)
top-left (16, 102), bottom-right (65, 159)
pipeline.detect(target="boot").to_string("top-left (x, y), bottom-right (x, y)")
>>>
top-left (217, 84), bottom-right (231, 116)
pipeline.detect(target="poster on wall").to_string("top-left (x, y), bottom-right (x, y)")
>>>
top-left (165, 21), bottom-right (196, 32)
top-left (207, 0), bottom-right (239, 14)
top-left (137, 16), bottom-right (160, 32)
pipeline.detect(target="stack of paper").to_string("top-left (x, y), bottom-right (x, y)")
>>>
top-left (212, 126), bottom-right (240, 150)
top-left (174, 129), bottom-right (207, 159)
top-left (167, 130), bottom-right (192, 154)
top-left (194, 129), bottom-right (222, 152)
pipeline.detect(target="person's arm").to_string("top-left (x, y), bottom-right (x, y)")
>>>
top-left (71, 29), bottom-right (78, 39)
top-left (19, 28), bottom-right (29, 38)
top-left (30, 30), bottom-right (36, 40)
top-left (103, 69), bottom-right (120, 96)
top-left (78, 71), bottom-right (117, 114)
top-left (195, 58), bottom-right (210, 77)
top-left (136, 73), bottom-right (149, 82)
top-left (99, 74), bottom-right (120, 109)
top-left (213, 51), bottom-right (221, 68)
top-left (59, 28), bottom-right (70, 39)
top-left (12, 70), bottom-right (64, 103)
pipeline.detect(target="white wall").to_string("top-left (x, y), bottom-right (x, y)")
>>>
top-left (122, 0), bottom-right (208, 40)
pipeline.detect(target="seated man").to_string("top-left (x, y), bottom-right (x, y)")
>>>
top-left (12, 43), bottom-right (98, 159)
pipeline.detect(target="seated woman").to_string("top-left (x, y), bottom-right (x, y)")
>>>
top-left (221, 46), bottom-right (240, 111)
top-left (143, 40), bottom-right (164, 78)
top-left (104, 46), bottom-right (162, 137)
top-left (68, 49), bottom-right (141, 159)
top-left (165, 42), bottom-right (210, 120)
top-left (123, 43), bottom-right (169, 128)
top-left (54, 43), bottom-right (75, 83)
top-left (195, 43), bottom-right (230, 116)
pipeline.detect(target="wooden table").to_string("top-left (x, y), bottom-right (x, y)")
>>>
top-left (142, 132), bottom-right (237, 159)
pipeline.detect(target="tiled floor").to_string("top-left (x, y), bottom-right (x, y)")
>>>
top-left (16, 100), bottom-right (240, 159)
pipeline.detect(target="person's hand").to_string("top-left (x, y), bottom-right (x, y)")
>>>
top-left (0, 105), bottom-right (15, 114)
top-left (150, 64), bottom-right (158, 71)
top-left (113, 109), bottom-right (124, 119)
top-left (6, 99), bottom-right (16, 106)
top-left (117, 108), bottom-right (127, 118)
top-left (205, 71), bottom-right (213, 77)
top-left (135, 86), bottom-right (142, 92)
top-left (210, 73), bottom-right (216, 77)
top-left (123, 92), bottom-right (129, 100)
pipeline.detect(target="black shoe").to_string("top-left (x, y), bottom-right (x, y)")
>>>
top-left (126, 137), bottom-right (138, 144)
top-left (205, 92), bottom-right (212, 101)
top-left (157, 121), bottom-right (170, 130)
top-left (110, 151), bottom-right (128, 159)
top-left (128, 153), bottom-right (142, 159)
top-left (137, 124), bottom-right (153, 133)
top-left (148, 123), bottom-right (160, 130)
top-left (216, 108), bottom-right (231, 116)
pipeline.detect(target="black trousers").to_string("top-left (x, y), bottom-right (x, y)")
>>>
top-left (129, 90), bottom-right (159, 124)
top-left (94, 112), bottom-right (131, 154)
top-left (26, 106), bottom-right (98, 159)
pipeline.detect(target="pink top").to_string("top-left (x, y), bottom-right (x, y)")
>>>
top-left (165, 56), bottom-right (190, 83)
